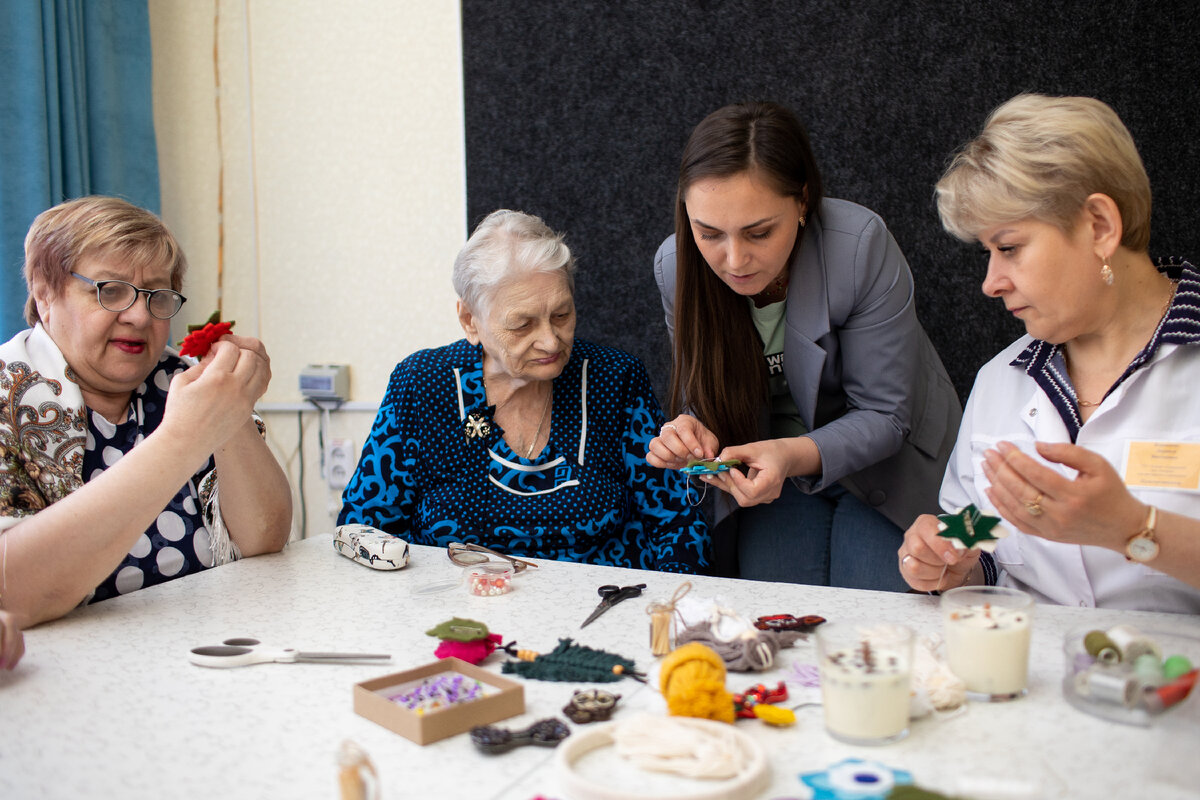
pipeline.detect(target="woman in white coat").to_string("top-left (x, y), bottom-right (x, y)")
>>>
top-left (899, 94), bottom-right (1200, 613)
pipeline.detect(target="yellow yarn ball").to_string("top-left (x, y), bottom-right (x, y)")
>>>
top-left (659, 642), bottom-right (735, 724)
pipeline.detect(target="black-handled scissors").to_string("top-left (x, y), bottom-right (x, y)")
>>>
top-left (580, 583), bottom-right (646, 628)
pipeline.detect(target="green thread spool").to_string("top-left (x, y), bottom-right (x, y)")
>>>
top-left (1084, 630), bottom-right (1121, 664)
top-left (1163, 654), bottom-right (1194, 681)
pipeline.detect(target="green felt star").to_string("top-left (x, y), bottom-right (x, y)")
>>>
top-left (425, 617), bottom-right (489, 642)
top-left (936, 504), bottom-right (1002, 549)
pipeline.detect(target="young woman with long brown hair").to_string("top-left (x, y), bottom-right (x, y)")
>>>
top-left (648, 102), bottom-right (960, 589)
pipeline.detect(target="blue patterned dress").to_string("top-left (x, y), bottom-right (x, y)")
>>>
top-left (338, 339), bottom-right (709, 572)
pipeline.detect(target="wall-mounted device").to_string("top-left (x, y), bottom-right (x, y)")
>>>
top-left (299, 364), bottom-right (350, 402)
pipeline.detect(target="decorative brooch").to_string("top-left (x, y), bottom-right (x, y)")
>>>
top-left (563, 688), bottom-right (620, 724)
top-left (470, 718), bottom-right (570, 754)
top-left (463, 411), bottom-right (492, 441)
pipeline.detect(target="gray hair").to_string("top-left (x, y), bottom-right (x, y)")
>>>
top-left (452, 209), bottom-right (575, 312)
top-left (936, 94), bottom-right (1151, 252)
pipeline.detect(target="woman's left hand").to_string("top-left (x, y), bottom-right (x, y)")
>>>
top-left (703, 437), bottom-right (819, 507)
top-left (983, 440), bottom-right (1145, 552)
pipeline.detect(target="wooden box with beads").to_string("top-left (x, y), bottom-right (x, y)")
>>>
top-left (353, 657), bottom-right (525, 745)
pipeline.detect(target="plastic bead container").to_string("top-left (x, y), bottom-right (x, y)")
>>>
top-left (1062, 625), bottom-right (1198, 727)
top-left (466, 563), bottom-right (514, 597)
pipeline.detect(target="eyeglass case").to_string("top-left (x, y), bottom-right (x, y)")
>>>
top-left (333, 524), bottom-right (410, 570)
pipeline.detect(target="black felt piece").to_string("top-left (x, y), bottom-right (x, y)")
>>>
top-left (462, 0), bottom-right (1200, 403)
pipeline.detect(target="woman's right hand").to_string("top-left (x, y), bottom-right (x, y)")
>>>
top-left (647, 414), bottom-right (719, 470)
top-left (161, 337), bottom-right (272, 455)
top-left (897, 513), bottom-right (982, 592)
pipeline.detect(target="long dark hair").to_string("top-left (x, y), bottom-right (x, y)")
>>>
top-left (669, 102), bottom-right (824, 448)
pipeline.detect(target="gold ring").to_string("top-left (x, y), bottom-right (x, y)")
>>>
top-left (1025, 492), bottom-right (1044, 516)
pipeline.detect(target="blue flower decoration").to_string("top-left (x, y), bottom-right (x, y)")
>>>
top-left (799, 758), bottom-right (914, 799)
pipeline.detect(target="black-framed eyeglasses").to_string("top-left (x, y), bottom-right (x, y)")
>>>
top-left (71, 272), bottom-right (187, 320)
top-left (447, 542), bottom-right (538, 573)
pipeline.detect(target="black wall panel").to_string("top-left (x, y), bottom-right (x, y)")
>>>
top-left (462, 0), bottom-right (1199, 403)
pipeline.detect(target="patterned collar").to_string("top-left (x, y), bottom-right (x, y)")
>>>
top-left (1010, 258), bottom-right (1200, 441)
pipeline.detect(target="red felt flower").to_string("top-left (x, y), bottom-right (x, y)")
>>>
top-left (179, 320), bottom-right (234, 358)
top-left (434, 633), bottom-right (503, 665)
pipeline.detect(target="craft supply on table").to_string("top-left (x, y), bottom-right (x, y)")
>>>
top-left (1062, 623), bottom-right (1199, 725)
top-left (465, 562), bottom-right (514, 596)
top-left (336, 740), bottom-right (379, 800)
top-left (659, 642), bottom-right (735, 723)
top-left (470, 718), bottom-right (570, 754)
top-left (800, 758), bottom-right (914, 800)
top-left (753, 613), bottom-right (826, 633)
top-left (188, 637), bottom-right (390, 668)
top-left (581, 583), bottom-right (647, 628)
top-left (502, 638), bottom-right (645, 683)
top-left (646, 581), bottom-right (692, 656)
top-left (563, 688), bottom-right (621, 724)
top-left (941, 585), bottom-right (1033, 702)
top-left (426, 618), bottom-right (504, 665)
top-left (732, 681), bottom-right (794, 725)
top-left (817, 623), bottom-right (915, 746)
top-left (333, 524), bottom-right (410, 570)
top-left (384, 672), bottom-right (492, 713)
top-left (676, 616), bottom-right (805, 672)
top-left (354, 658), bottom-right (525, 745)
top-left (555, 713), bottom-right (769, 800)
top-left (908, 633), bottom-right (966, 717)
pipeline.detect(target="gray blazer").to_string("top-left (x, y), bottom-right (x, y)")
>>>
top-left (654, 198), bottom-right (961, 530)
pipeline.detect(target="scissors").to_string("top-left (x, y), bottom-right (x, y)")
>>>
top-left (189, 637), bottom-right (392, 669)
top-left (580, 584), bottom-right (646, 628)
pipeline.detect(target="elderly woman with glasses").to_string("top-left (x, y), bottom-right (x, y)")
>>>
top-left (0, 196), bottom-right (292, 627)
top-left (338, 209), bottom-right (710, 573)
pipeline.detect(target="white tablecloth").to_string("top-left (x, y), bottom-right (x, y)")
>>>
top-left (2, 536), bottom-right (1197, 799)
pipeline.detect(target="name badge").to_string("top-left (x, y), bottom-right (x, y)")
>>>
top-left (1124, 441), bottom-right (1200, 491)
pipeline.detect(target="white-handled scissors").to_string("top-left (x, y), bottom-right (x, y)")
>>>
top-left (189, 637), bottom-right (391, 669)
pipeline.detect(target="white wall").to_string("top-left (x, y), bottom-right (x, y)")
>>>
top-left (148, 0), bottom-right (466, 537)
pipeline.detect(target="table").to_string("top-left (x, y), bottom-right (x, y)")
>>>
top-left (2, 536), bottom-right (1198, 800)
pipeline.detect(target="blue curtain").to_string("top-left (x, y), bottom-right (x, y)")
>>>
top-left (0, 0), bottom-right (160, 340)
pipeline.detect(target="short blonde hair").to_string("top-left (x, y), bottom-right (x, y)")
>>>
top-left (936, 94), bottom-right (1151, 252)
top-left (452, 209), bottom-right (575, 313)
top-left (23, 196), bottom-right (187, 325)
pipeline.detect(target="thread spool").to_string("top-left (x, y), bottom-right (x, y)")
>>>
top-left (1083, 630), bottom-right (1121, 664)
top-left (1106, 624), bottom-right (1161, 663)
top-left (1074, 666), bottom-right (1138, 708)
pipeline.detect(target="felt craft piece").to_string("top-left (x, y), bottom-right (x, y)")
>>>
top-left (936, 504), bottom-right (1003, 552)
top-left (434, 634), bottom-right (502, 665)
top-left (179, 311), bottom-right (235, 359)
top-left (675, 618), bottom-right (804, 672)
top-left (800, 758), bottom-right (914, 800)
top-left (502, 638), bottom-right (642, 683)
top-left (658, 642), bottom-right (735, 723)
top-left (425, 618), bottom-right (489, 642)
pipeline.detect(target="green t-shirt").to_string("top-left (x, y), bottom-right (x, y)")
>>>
top-left (748, 299), bottom-right (808, 439)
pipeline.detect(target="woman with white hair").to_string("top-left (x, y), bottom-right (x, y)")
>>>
top-left (898, 94), bottom-right (1200, 613)
top-left (339, 210), bottom-right (709, 572)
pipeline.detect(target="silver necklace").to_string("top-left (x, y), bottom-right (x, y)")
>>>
top-left (524, 387), bottom-right (552, 458)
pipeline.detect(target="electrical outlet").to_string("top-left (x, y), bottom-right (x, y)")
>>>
top-left (326, 437), bottom-right (356, 489)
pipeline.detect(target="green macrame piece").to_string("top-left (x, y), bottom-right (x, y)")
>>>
top-left (425, 617), bottom-right (489, 642)
top-left (502, 638), bottom-right (637, 683)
